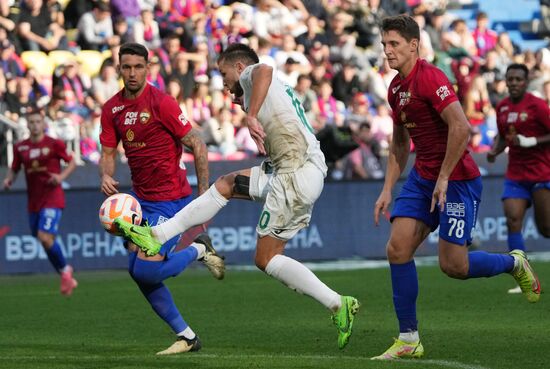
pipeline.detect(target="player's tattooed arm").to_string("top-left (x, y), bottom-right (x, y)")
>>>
top-left (181, 128), bottom-right (209, 195)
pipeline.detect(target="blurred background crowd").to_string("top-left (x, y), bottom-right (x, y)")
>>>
top-left (0, 0), bottom-right (549, 180)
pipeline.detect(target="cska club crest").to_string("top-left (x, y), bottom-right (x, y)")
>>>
top-left (139, 110), bottom-right (151, 124)
top-left (42, 147), bottom-right (50, 156)
top-left (519, 112), bottom-right (528, 122)
top-left (126, 129), bottom-right (135, 141)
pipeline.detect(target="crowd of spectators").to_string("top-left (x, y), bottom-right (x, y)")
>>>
top-left (0, 0), bottom-right (549, 180)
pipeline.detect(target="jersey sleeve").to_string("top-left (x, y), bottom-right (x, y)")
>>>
top-left (99, 106), bottom-right (119, 148)
top-left (535, 98), bottom-right (550, 132)
top-left (10, 144), bottom-right (21, 172)
top-left (159, 95), bottom-right (192, 140)
top-left (417, 66), bottom-right (458, 114)
top-left (53, 139), bottom-right (73, 163)
top-left (495, 101), bottom-right (507, 136)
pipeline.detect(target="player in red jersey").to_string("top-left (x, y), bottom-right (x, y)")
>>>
top-left (487, 63), bottom-right (550, 293)
top-left (3, 110), bottom-right (77, 296)
top-left (371, 15), bottom-right (541, 360)
top-left (99, 43), bottom-right (224, 355)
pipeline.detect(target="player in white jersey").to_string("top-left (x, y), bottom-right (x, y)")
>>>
top-left (115, 43), bottom-right (360, 350)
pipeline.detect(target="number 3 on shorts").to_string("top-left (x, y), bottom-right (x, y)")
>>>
top-left (448, 218), bottom-right (465, 238)
top-left (259, 210), bottom-right (270, 229)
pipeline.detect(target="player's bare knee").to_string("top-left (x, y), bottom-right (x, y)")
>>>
top-left (386, 241), bottom-right (413, 263)
top-left (506, 216), bottom-right (523, 232)
top-left (440, 262), bottom-right (468, 280)
top-left (37, 233), bottom-right (54, 249)
top-left (538, 224), bottom-right (550, 238)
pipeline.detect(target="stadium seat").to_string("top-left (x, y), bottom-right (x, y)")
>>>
top-left (75, 50), bottom-right (105, 77)
top-left (48, 50), bottom-right (76, 68)
top-left (20, 51), bottom-right (55, 77)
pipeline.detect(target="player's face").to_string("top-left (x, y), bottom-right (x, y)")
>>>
top-left (382, 30), bottom-right (418, 74)
top-left (218, 60), bottom-right (244, 97)
top-left (27, 113), bottom-right (45, 138)
top-left (505, 68), bottom-right (528, 101)
top-left (118, 54), bottom-right (149, 96)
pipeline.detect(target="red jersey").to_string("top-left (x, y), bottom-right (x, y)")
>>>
top-left (388, 59), bottom-right (480, 181)
top-left (11, 136), bottom-right (72, 212)
top-left (496, 93), bottom-right (550, 182)
top-left (100, 84), bottom-right (193, 201)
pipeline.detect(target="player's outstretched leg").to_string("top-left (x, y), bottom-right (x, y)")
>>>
top-left (156, 336), bottom-right (202, 355)
top-left (60, 265), bottom-right (78, 296)
top-left (331, 296), bottom-right (360, 349)
top-left (509, 250), bottom-right (541, 302)
top-left (114, 218), bottom-right (162, 256)
top-left (371, 338), bottom-right (424, 360)
top-left (194, 233), bottom-right (225, 280)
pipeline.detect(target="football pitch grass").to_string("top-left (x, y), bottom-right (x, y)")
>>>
top-left (1, 262), bottom-right (549, 369)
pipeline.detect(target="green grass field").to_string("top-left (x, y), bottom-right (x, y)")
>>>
top-left (1, 262), bottom-right (549, 369)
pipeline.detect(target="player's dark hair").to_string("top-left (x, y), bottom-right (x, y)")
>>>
top-left (119, 43), bottom-right (149, 63)
top-left (506, 63), bottom-right (529, 80)
top-left (381, 15), bottom-right (420, 42)
top-left (218, 43), bottom-right (259, 66)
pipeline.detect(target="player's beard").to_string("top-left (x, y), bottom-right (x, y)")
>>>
top-left (233, 82), bottom-right (244, 98)
top-left (125, 80), bottom-right (144, 96)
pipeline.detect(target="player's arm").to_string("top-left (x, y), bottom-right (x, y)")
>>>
top-left (245, 64), bottom-right (272, 155)
top-left (49, 155), bottom-right (77, 186)
top-left (374, 123), bottom-right (409, 225)
top-left (514, 133), bottom-right (550, 147)
top-left (99, 146), bottom-right (120, 196)
top-left (432, 101), bottom-right (471, 211)
top-left (487, 134), bottom-right (507, 162)
top-left (514, 101), bottom-right (550, 147)
top-left (3, 168), bottom-right (18, 190)
top-left (181, 129), bottom-right (209, 195)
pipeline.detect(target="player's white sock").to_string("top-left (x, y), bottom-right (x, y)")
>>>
top-left (399, 331), bottom-right (420, 343)
top-left (265, 254), bottom-right (341, 311)
top-left (153, 184), bottom-right (228, 244)
top-left (177, 326), bottom-right (196, 340)
top-left (190, 242), bottom-right (206, 259)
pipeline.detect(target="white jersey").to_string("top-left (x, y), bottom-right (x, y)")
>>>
top-left (240, 64), bottom-right (327, 175)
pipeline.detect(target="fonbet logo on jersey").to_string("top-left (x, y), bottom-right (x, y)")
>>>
top-left (436, 85), bottom-right (451, 101)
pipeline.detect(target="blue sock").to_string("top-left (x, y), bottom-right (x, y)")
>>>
top-left (46, 241), bottom-right (67, 273)
top-left (137, 282), bottom-right (187, 333)
top-left (507, 232), bottom-right (525, 252)
top-left (467, 251), bottom-right (515, 278)
top-left (390, 261), bottom-right (418, 333)
top-left (131, 247), bottom-right (198, 285)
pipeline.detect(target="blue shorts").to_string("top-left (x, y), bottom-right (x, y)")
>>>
top-left (391, 168), bottom-right (482, 246)
top-left (132, 193), bottom-right (193, 255)
top-left (502, 179), bottom-right (550, 204)
top-left (28, 208), bottom-right (62, 237)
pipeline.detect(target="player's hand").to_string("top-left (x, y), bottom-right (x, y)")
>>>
top-left (374, 190), bottom-right (392, 226)
top-left (245, 115), bottom-right (267, 155)
top-left (431, 177), bottom-right (448, 213)
top-left (513, 134), bottom-right (537, 148)
top-left (47, 173), bottom-right (62, 186)
top-left (486, 151), bottom-right (496, 163)
top-left (3, 178), bottom-right (12, 190)
top-left (101, 174), bottom-right (119, 196)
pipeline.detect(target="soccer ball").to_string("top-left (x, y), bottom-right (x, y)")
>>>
top-left (99, 193), bottom-right (142, 235)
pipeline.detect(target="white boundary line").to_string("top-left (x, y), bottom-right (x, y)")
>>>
top-left (2, 354), bottom-right (492, 369)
